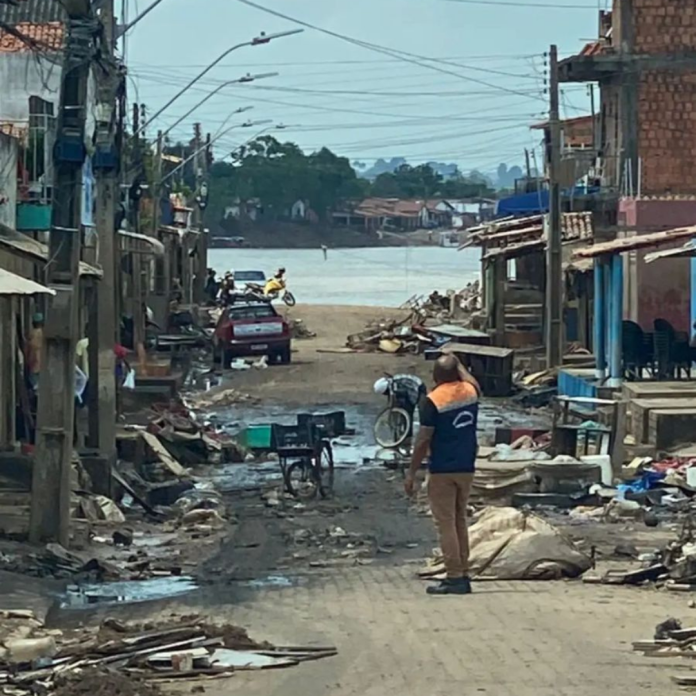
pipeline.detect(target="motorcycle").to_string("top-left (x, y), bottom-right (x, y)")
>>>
top-left (245, 278), bottom-right (297, 307)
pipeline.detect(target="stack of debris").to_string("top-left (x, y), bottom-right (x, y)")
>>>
top-left (346, 313), bottom-right (420, 354)
top-left (634, 618), bottom-right (696, 687)
top-left (0, 614), bottom-right (337, 694)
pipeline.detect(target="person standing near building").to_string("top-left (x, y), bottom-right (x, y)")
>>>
top-left (405, 355), bottom-right (480, 595)
top-left (25, 313), bottom-right (44, 389)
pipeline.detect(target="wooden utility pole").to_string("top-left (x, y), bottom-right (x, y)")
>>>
top-left (30, 0), bottom-right (94, 544)
top-left (87, 0), bottom-right (120, 493)
top-left (545, 44), bottom-right (563, 369)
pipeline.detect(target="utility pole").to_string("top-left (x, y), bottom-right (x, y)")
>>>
top-left (193, 131), bottom-right (209, 305)
top-left (87, 0), bottom-right (120, 494)
top-left (30, 0), bottom-right (95, 545)
top-left (545, 44), bottom-right (563, 369)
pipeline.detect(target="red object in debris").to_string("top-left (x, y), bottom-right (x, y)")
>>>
top-left (21, 443), bottom-right (34, 456)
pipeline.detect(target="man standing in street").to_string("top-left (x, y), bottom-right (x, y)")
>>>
top-left (405, 355), bottom-right (480, 595)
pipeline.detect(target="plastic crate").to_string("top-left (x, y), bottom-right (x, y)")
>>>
top-left (239, 424), bottom-right (273, 450)
top-left (271, 423), bottom-right (314, 450)
top-left (297, 411), bottom-right (346, 438)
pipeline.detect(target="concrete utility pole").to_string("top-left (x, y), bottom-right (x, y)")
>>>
top-left (545, 44), bottom-right (563, 369)
top-left (192, 128), bottom-right (209, 305)
top-left (30, 0), bottom-right (95, 545)
top-left (86, 0), bottom-right (120, 494)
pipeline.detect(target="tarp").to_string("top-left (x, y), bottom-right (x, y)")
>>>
top-left (495, 186), bottom-right (600, 216)
top-left (420, 507), bottom-right (592, 581)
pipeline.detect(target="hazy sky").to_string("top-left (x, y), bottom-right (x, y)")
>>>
top-left (125, 0), bottom-right (605, 176)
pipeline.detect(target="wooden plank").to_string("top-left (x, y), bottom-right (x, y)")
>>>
top-left (140, 432), bottom-right (188, 478)
top-left (632, 398), bottom-right (696, 444)
top-left (439, 341), bottom-right (513, 359)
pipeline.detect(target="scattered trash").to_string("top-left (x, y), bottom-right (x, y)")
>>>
top-left (0, 615), bottom-right (336, 694)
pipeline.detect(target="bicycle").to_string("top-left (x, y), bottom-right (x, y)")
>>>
top-left (272, 423), bottom-right (334, 499)
top-left (373, 373), bottom-right (415, 449)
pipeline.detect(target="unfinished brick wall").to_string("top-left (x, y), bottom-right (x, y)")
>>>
top-left (632, 0), bottom-right (696, 53)
top-left (629, 0), bottom-right (696, 194)
top-left (638, 71), bottom-right (696, 194)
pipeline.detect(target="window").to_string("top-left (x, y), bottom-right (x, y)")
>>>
top-left (227, 304), bottom-right (277, 320)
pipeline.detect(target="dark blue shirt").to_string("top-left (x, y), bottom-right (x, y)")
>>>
top-left (419, 381), bottom-right (479, 474)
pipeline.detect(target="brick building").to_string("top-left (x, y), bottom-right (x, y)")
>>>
top-left (560, 0), bottom-right (696, 197)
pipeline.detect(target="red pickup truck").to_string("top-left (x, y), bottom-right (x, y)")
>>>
top-left (214, 300), bottom-right (292, 365)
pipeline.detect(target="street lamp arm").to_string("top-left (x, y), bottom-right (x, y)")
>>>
top-left (136, 28), bottom-right (302, 137)
top-left (160, 120), bottom-right (273, 186)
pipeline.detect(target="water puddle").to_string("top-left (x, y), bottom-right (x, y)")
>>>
top-left (60, 576), bottom-right (198, 608)
top-left (243, 574), bottom-right (294, 589)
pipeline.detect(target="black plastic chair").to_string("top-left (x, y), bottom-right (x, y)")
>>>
top-left (654, 318), bottom-right (692, 379)
top-left (622, 320), bottom-right (653, 380)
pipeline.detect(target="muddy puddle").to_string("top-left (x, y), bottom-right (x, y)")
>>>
top-left (204, 401), bottom-right (549, 493)
top-left (60, 576), bottom-right (198, 609)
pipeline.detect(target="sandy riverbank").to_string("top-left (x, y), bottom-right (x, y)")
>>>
top-left (224, 304), bottom-right (431, 406)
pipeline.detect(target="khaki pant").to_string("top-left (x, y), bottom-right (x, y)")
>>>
top-left (428, 472), bottom-right (474, 579)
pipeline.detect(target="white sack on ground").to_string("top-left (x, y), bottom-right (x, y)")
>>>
top-left (420, 507), bottom-right (592, 581)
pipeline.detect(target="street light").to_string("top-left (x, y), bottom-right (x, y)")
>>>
top-left (159, 71), bottom-right (277, 142)
top-left (159, 120), bottom-right (274, 185)
top-left (137, 29), bottom-right (303, 136)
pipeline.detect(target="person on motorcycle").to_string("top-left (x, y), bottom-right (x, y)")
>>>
top-left (264, 267), bottom-right (286, 297)
top-left (217, 271), bottom-right (235, 306)
top-left (373, 374), bottom-right (426, 434)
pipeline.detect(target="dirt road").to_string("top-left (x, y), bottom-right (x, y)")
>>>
top-left (50, 303), bottom-right (688, 696)
top-left (227, 304), bottom-right (431, 405)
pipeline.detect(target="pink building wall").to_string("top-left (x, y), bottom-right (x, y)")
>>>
top-left (619, 198), bottom-right (696, 333)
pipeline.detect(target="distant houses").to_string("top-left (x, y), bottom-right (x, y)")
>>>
top-left (331, 197), bottom-right (492, 232)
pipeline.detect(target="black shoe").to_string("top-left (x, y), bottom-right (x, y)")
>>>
top-left (426, 577), bottom-right (472, 595)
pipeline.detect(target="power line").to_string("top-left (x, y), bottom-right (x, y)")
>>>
top-left (236, 0), bottom-right (548, 103)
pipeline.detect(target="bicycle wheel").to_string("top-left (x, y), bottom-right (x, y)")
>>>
top-left (374, 407), bottom-right (411, 448)
top-left (286, 459), bottom-right (319, 499)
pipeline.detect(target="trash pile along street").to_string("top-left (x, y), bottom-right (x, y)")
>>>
top-left (345, 282), bottom-right (481, 354)
top-left (0, 610), bottom-right (336, 695)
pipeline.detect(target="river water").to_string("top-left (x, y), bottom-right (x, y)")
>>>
top-left (208, 246), bottom-right (480, 307)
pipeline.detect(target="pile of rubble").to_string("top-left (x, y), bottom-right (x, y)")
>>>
top-left (0, 613), bottom-right (336, 694)
top-left (345, 284), bottom-right (482, 354)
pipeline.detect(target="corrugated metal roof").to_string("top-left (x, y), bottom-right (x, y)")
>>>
top-left (119, 229), bottom-right (165, 256)
top-left (0, 222), bottom-right (102, 277)
top-left (645, 240), bottom-right (696, 264)
top-left (0, 267), bottom-right (54, 295)
top-left (0, 0), bottom-right (65, 24)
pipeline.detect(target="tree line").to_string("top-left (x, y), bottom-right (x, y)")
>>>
top-left (189, 136), bottom-right (496, 228)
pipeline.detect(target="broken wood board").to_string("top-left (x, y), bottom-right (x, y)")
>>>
top-left (140, 432), bottom-right (188, 478)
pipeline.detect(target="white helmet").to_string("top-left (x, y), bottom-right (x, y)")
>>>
top-left (373, 377), bottom-right (390, 395)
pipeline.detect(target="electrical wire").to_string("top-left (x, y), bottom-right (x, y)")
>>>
top-left (236, 0), bottom-right (548, 103)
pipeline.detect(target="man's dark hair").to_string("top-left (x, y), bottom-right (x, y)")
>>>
top-left (433, 355), bottom-right (461, 385)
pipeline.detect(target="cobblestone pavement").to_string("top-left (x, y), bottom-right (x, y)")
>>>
top-left (198, 563), bottom-right (689, 696)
